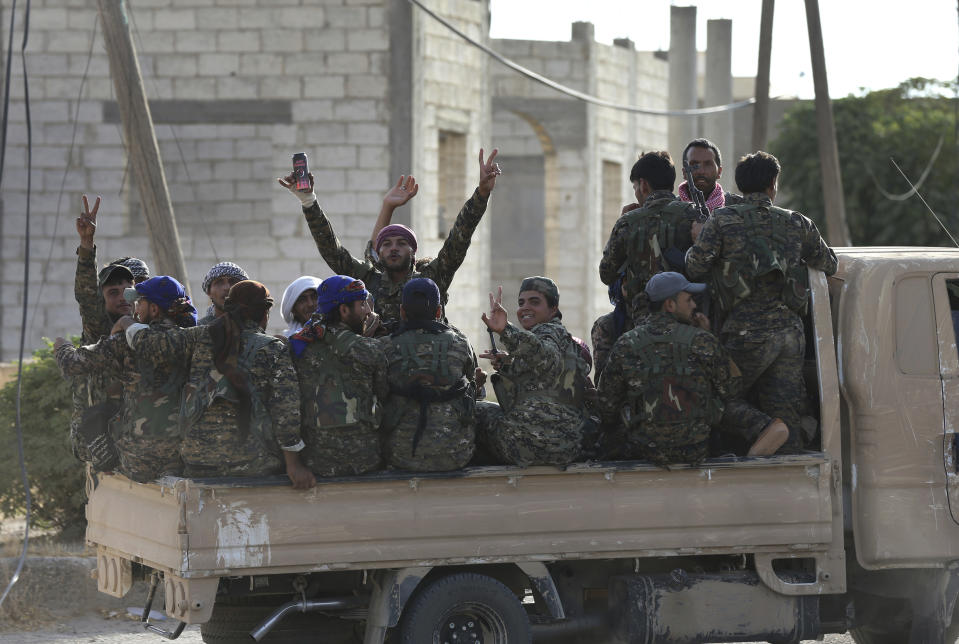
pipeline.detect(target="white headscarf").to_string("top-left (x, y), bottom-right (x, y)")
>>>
top-left (280, 276), bottom-right (322, 337)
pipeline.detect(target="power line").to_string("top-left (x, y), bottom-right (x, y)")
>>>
top-left (0, 0), bottom-right (35, 610)
top-left (408, 0), bottom-right (756, 117)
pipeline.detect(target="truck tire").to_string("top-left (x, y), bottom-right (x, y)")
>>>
top-left (850, 594), bottom-right (959, 644)
top-left (398, 572), bottom-right (531, 643)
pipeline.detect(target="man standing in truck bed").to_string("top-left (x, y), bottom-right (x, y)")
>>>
top-left (279, 149), bottom-right (500, 332)
top-left (685, 151), bottom-right (838, 448)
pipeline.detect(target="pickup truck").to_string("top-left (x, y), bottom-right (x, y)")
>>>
top-left (85, 248), bottom-right (959, 644)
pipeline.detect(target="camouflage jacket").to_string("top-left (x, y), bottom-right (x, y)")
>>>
top-left (599, 190), bottom-right (700, 303)
top-left (590, 309), bottom-right (634, 382)
top-left (291, 322), bottom-right (389, 476)
top-left (69, 245), bottom-right (123, 461)
top-left (494, 318), bottom-right (588, 414)
top-left (55, 317), bottom-right (187, 482)
top-left (597, 312), bottom-right (742, 458)
top-left (130, 319), bottom-right (303, 475)
top-left (379, 321), bottom-right (477, 471)
top-left (302, 189), bottom-right (489, 331)
top-left (685, 193), bottom-right (838, 335)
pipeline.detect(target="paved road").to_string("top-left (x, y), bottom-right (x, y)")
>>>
top-left (2, 614), bottom-right (857, 644)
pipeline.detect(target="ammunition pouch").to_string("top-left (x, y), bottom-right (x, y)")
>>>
top-left (78, 400), bottom-right (121, 472)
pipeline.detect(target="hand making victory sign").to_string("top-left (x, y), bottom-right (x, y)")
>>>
top-left (77, 194), bottom-right (101, 251)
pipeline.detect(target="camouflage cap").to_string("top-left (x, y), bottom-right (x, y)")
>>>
top-left (519, 276), bottom-right (559, 306)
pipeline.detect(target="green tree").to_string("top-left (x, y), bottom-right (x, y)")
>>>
top-left (0, 340), bottom-right (86, 538)
top-left (771, 78), bottom-right (959, 246)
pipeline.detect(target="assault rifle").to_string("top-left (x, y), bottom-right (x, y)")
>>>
top-left (682, 159), bottom-right (710, 222)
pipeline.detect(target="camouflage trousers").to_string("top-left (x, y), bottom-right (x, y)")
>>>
top-left (722, 325), bottom-right (805, 447)
top-left (384, 401), bottom-right (475, 472)
top-left (181, 418), bottom-right (283, 478)
top-left (715, 399), bottom-right (774, 455)
top-left (303, 424), bottom-right (381, 477)
top-left (474, 399), bottom-right (584, 467)
top-left (116, 435), bottom-right (183, 483)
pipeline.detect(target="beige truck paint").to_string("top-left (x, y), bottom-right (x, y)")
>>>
top-left (833, 248), bottom-right (959, 569)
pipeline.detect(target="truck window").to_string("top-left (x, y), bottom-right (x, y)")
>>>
top-left (946, 280), bottom-right (959, 350)
top-left (895, 275), bottom-right (938, 376)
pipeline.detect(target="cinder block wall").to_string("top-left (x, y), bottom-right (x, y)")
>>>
top-left (0, 0), bottom-right (490, 359)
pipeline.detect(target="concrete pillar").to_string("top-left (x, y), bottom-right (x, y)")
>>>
top-left (668, 6), bottom-right (697, 160)
top-left (704, 19), bottom-right (734, 174)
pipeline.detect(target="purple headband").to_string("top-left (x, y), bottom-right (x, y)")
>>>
top-left (375, 224), bottom-right (417, 253)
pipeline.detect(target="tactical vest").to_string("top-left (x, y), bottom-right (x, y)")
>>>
top-left (712, 203), bottom-right (810, 314)
top-left (387, 327), bottom-right (474, 447)
top-left (131, 345), bottom-right (188, 441)
top-left (623, 323), bottom-right (721, 447)
top-left (623, 199), bottom-right (695, 297)
top-left (303, 328), bottom-right (379, 431)
top-left (499, 327), bottom-right (587, 412)
top-left (180, 330), bottom-right (277, 450)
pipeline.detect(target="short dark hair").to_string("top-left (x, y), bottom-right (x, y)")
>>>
top-left (735, 151), bottom-right (781, 194)
top-left (683, 138), bottom-right (722, 168)
top-left (648, 294), bottom-right (678, 313)
top-left (323, 306), bottom-right (343, 325)
top-left (628, 151), bottom-right (675, 191)
top-left (402, 293), bottom-right (436, 322)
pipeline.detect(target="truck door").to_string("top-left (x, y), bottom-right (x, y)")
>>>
top-left (932, 273), bottom-right (959, 523)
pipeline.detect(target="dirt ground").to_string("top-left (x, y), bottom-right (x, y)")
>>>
top-left (0, 615), bottom-right (856, 644)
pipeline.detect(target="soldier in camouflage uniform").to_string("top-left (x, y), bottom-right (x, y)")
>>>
top-left (475, 277), bottom-right (590, 467)
top-left (55, 276), bottom-right (196, 482)
top-left (197, 262), bottom-right (250, 325)
top-left (597, 273), bottom-right (788, 467)
top-left (380, 278), bottom-right (477, 472)
top-left (288, 275), bottom-right (389, 477)
top-left (128, 281), bottom-right (315, 489)
top-left (278, 149), bottom-right (501, 332)
top-left (686, 151), bottom-right (838, 447)
top-left (599, 151), bottom-right (701, 320)
top-left (70, 194), bottom-right (150, 465)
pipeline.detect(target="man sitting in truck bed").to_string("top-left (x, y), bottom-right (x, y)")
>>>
top-left (289, 275), bottom-right (389, 477)
top-left (597, 272), bottom-right (788, 467)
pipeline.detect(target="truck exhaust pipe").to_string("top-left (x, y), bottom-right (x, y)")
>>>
top-left (250, 596), bottom-right (363, 642)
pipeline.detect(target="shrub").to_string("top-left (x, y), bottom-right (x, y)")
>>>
top-left (0, 340), bottom-right (86, 538)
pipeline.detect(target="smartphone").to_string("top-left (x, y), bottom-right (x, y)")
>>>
top-left (293, 153), bottom-right (310, 191)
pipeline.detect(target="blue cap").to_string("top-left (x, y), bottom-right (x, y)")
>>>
top-left (128, 276), bottom-right (198, 325)
top-left (645, 272), bottom-right (707, 302)
top-left (402, 278), bottom-right (440, 311)
top-left (316, 275), bottom-right (370, 314)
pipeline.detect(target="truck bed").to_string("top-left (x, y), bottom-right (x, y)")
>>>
top-left (87, 453), bottom-right (835, 579)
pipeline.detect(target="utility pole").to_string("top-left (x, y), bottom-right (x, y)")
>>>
top-left (96, 0), bottom-right (190, 289)
top-left (804, 0), bottom-right (851, 246)
top-left (751, 0), bottom-right (774, 151)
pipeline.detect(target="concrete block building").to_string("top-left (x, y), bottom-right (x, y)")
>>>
top-left (0, 0), bottom-right (743, 362)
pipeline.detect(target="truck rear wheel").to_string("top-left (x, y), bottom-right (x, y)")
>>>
top-left (850, 593), bottom-right (959, 644)
top-left (398, 572), bottom-right (531, 643)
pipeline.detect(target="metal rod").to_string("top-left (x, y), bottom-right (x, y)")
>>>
top-left (250, 597), bottom-right (358, 642)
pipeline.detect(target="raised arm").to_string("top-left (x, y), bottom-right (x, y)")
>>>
top-left (278, 170), bottom-right (373, 279)
top-left (423, 149), bottom-right (499, 292)
top-left (371, 175), bottom-right (418, 246)
top-left (75, 194), bottom-right (111, 343)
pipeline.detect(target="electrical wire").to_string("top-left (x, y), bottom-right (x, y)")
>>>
top-left (867, 135), bottom-right (943, 202)
top-left (28, 13), bottom-right (99, 334)
top-left (408, 0), bottom-right (757, 117)
top-left (0, 0), bottom-right (34, 610)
